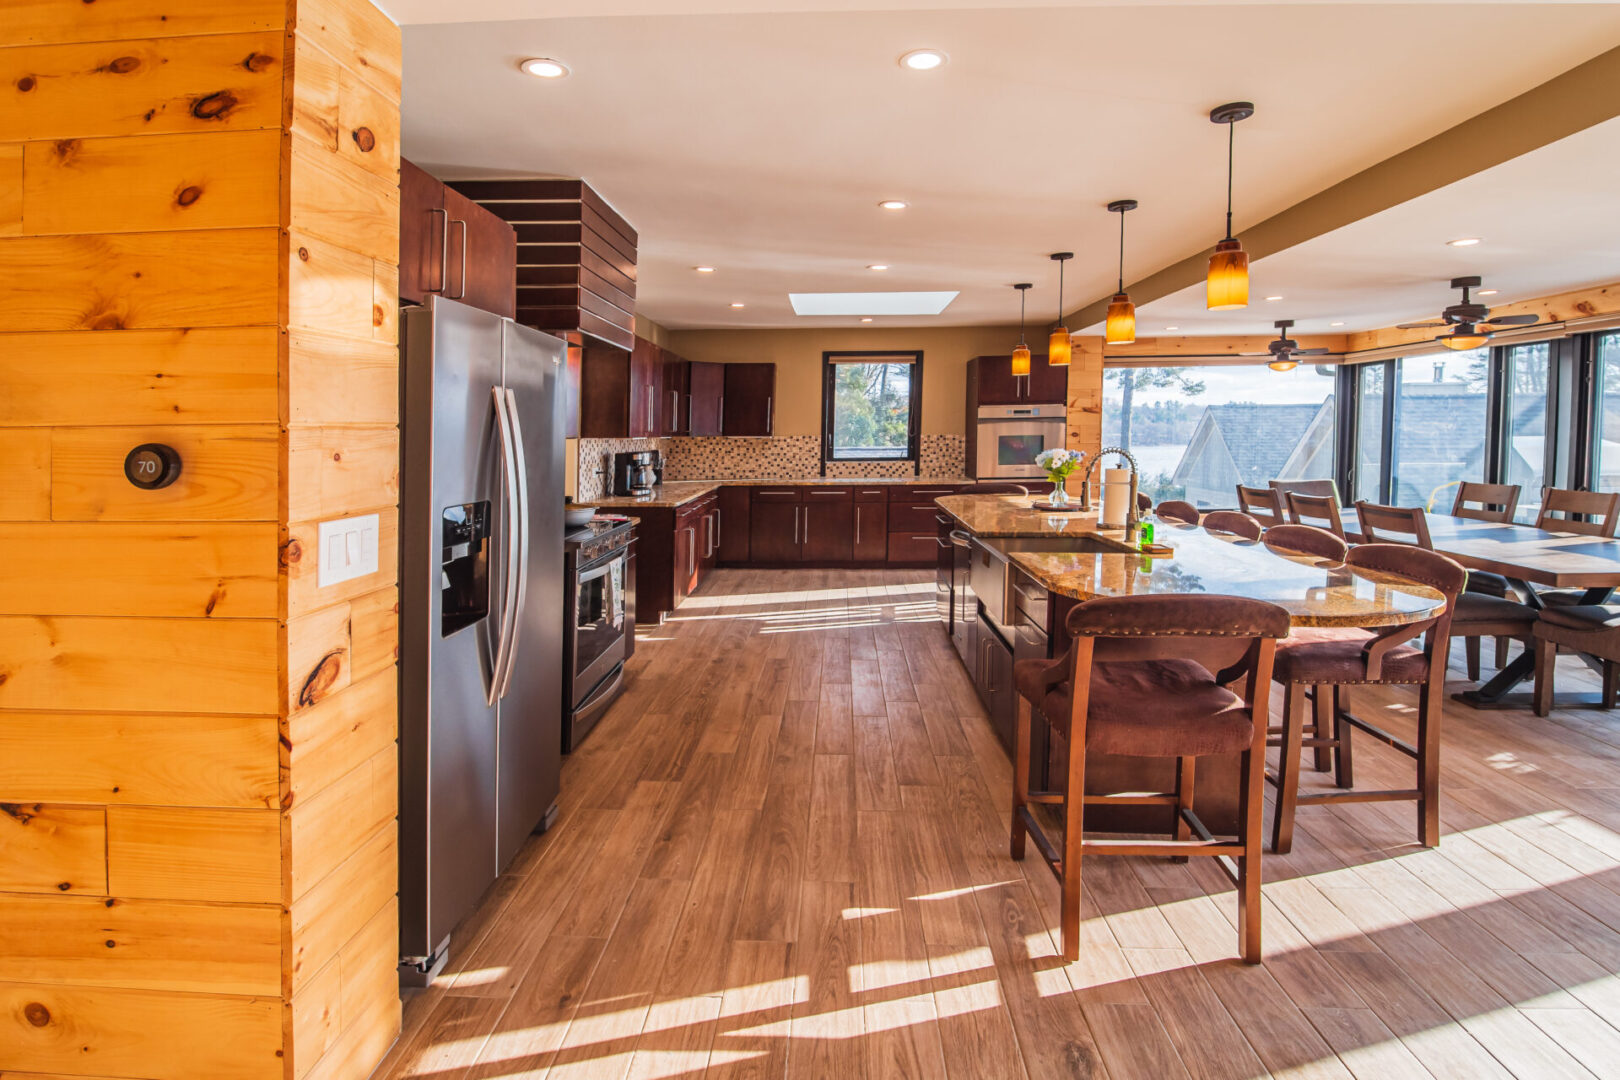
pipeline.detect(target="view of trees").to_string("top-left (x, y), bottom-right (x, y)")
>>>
top-left (1102, 367), bottom-right (1207, 449)
top-left (831, 362), bottom-right (912, 457)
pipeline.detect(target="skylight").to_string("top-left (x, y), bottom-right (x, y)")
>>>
top-left (789, 291), bottom-right (959, 317)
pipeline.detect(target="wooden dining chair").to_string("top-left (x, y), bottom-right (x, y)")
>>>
top-left (1452, 481), bottom-right (1520, 523)
top-left (1263, 523), bottom-right (1348, 562)
top-left (1156, 500), bottom-right (1200, 525)
top-left (1267, 544), bottom-right (1466, 853)
top-left (1011, 593), bottom-right (1290, 963)
top-left (1536, 488), bottom-right (1620, 537)
top-left (1203, 510), bottom-right (1264, 542)
top-left (1533, 604), bottom-right (1620, 715)
top-left (1270, 478), bottom-right (1341, 503)
top-left (1284, 492), bottom-right (1346, 538)
top-left (1236, 485), bottom-right (1285, 526)
top-left (1354, 501), bottom-right (1433, 547)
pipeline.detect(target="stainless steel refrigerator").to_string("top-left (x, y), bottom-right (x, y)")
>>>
top-left (398, 297), bottom-right (565, 982)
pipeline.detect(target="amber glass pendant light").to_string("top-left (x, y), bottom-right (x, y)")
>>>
top-left (1010, 282), bottom-right (1033, 376)
top-left (1104, 199), bottom-right (1138, 345)
top-left (1206, 102), bottom-right (1254, 311)
top-left (1048, 252), bottom-right (1073, 366)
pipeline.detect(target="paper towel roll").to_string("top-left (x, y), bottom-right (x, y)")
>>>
top-left (1100, 467), bottom-right (1132, 528)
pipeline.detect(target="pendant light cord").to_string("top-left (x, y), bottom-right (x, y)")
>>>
top-left (1056, 259), bottom-right (1065, 325)
top-left (1224, 120), bottom-right (1235, 241)
top-left (1117, 211), bottom-right (1126, 293)
top-left (1018, 288), bottom-right (1027, 346)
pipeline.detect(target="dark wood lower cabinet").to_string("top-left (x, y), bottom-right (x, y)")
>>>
top-left (748, 501), bottom-right (801, 563)
top-left (852, 501), bottom-right (887, 561)
top-left (976, 623), bottom-right (1016, 754)
top-left (717, 486), bottom-right (750, 562)
top-left (802, 490), bottom-right (853, 562)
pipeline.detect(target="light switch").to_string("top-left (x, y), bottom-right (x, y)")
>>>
top-left (318, 513), bottom-right (381, 588)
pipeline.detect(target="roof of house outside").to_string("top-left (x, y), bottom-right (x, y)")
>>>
top-left (1171, 401), bottom-right (1332, 487)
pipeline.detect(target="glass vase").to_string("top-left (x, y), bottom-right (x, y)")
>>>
top-left (1047, 476), bottom-right (1069, 507)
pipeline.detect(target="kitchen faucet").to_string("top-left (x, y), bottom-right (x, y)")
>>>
top-left (1078, 446), bottom-right (1141, 531)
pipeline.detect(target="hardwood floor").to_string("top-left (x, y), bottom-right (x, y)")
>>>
top-left (375, 569), bottom-right (1620, 1080)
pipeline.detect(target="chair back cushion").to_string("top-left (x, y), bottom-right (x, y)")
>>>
top-left (1263, 523), bottom-right (1348, 562)
top-left (959, 482), bottom-right (1030, 496)
top-left (1202, 510), bottom-right (1264, 542)
top-left (1156, 499), bottom-right (1199, 525)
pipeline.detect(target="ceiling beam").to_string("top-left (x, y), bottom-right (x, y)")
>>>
top-left (1099, 333), bottom-right (1349, 363)
top-left (1343, 280), bottom-right (1620, 355)
top-left (1068, 44), bottom-right (1620, 331)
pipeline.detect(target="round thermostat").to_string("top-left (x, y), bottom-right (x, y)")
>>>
top-left (124, 443), bottom-right (182, 490)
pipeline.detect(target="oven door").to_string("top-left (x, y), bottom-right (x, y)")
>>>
top-left (571, 549), bottom-right (627, 703)
top-left (976, 419), bottom-right (1066, 478)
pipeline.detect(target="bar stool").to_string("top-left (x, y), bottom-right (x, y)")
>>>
top-left (1236, 485), bottom-right (1285, 526)
top-left (960, 482), bottom-right (1031, 496)
top-left (1267, 544), bottom-right (1466, 853)
top-left (1283, 492), bottom-right (1345, 538)
top-left (1156, 500), bottom-right (1200, 525)
top-left (1203, 510), bottom-right (1264, 542)
top-left (1011, 594), bottom-right (1290, 963)
top-left (1263, 523), bottom-right (1348, 562)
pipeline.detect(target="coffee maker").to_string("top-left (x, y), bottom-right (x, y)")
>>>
top-left (612, 450), bottom-right (660, 497)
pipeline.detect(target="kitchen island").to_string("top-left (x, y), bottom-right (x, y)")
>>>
top-left (933, 494), bottom-right (1445, 831)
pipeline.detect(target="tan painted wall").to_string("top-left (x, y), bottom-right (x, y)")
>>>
top-left (666, 325), bottom-right (1017, 437)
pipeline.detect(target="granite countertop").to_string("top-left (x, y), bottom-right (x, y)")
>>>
top-left (938, 496), bottom-right (1446, 629)
top-left (589, 476), bottom-right (974, 509)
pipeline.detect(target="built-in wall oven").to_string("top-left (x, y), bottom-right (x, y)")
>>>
top-left (974, 403), bottom-right (1067, 479)
top-left (563, 517), bottom-right (634, 752)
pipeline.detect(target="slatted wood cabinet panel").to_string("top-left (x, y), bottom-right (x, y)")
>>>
top-left (0, 2), bottom-right (403, 1079)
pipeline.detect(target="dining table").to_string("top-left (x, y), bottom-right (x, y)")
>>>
top-left (1340, 506), bottom-right (1620, 708)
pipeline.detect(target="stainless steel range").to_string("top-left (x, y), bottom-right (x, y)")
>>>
top-left (563, 515), bottom-right (636, 751)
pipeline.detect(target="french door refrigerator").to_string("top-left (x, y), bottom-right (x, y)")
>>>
top-left (398, 297), bottom-right (565, 982)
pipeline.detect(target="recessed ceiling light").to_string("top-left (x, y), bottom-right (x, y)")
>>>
top-left (1164, 326), bottom-right (1179, 331)
top-left (860, 317), bottom-right (874, 323)
top-left (878, 200), bottom-right (908, 211)
top-left (868, 264), bottom-right (889, 271)
top-left (1448, 237), bottom-right (1482, 247)
top-left (1330, 321), bottom-right (1345, 326)
top-left (899, 49), bottom-right (947, 71)
top-left (694, 266), bottom-right (715, 273)
top-left (519, 57), bottom-right (570, 79)
top-left (790, 291), bottom-right (958, 316)
top-left (730, 302), bottom-right (745, 308)
top-left (1479, 289), bottom-right (1498, 296)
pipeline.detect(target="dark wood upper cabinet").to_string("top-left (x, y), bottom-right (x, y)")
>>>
top-left (1029, 352), bottom-right (1069, 404)
top-left (661, 349), bottom-right (689, 437)
top-left (580, 338), bottom-right (661, 438)
top-left (689, 361), bottom-right (724, 437)
top-left (723, 363), bottom-right (776, 437)
top-left (400, 158), bottom-right (516, 318)
top-left (971, 352), bottom-right (1066, 406)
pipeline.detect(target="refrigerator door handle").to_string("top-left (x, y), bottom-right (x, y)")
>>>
top-left (487, 384), bottom-right (521, 705)
top-left (496, 386), bottom-right (531, 702)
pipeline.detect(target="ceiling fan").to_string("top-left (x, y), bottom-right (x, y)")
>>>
top-left (1244, 320), bottom-right (1331, 372)
top-left (1396, 276), bottom-right (1539, 350)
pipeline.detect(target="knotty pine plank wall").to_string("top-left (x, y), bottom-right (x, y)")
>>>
top-left (1067, 335), bottom-right (1104, 467)
top-left (0, 2), bottom-right (403, 1078)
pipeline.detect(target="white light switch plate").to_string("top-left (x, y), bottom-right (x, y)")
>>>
top-left (318, 513), bottom-right (380, 588)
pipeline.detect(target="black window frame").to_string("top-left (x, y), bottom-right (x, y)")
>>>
top-left (820, 350), bottom-right (924, 473)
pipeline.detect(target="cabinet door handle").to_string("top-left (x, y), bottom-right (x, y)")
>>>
top-left (855, 506), bottom-right (861, 544)
top-left (718, 396), bottom-right (724, 434)
top-left (803, 505), bottom-right (809, 545)
top-left (427, 207), bottom-right (449, 293)
top-left (714, 507), bottom-right (722, 552)
top-left (765, 395), bottom-right (772, 433)
top-left (646, 386), bottom-right (654, 434)
top-left (687, 394), bottom-right (693, 434)
top-left (688, 526), bottom-right (696, 576)
top-left (448, 218), bottom-right (468, 299)
top-left (670, 389), bottom-right (678, 430)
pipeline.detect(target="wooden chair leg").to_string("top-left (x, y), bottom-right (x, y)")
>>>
top-left (1417, 677), bottom-right (1442, 848)
top-left (1171, 756), bottom-right (1194, 863)
top-left (1332, 685), bottom-right (1354, 789)
top-left (1271, 681), bottom-right (1307, 855)
top-left (1059, 719), bottom-right (1087, 963)
top-left (1464, 636), bottom-right (1481, 682)
top-left (1011, 696), bottom-right (1032, 860)
top-left (1310, 683), bottom-right (1333, 772)
top-left (1237, 745), bottom-right (1264, 964)
top-left (1494, 635), bottom-right (1509, 670)
top-left (1532, 639), bottom-right (1557, 718)
top-left (1604, 661), bottom-right (1619, 711)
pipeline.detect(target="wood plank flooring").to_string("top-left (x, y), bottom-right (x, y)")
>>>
top-left (375, 569), bottom-right (1620, 1080)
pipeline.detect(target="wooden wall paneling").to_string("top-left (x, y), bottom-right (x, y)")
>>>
top-left (285, 668), bottom-right (397, 808)
top-left (286, 329), bottom-right (399, 427)
top-left (0, 804), bottom-right (106, 895)
top-left (0, 428), bottom-right (51, 519)
top-left (285, 508), bottom-right (398, 619)
top-left (290, 946), bottom-right (344, 1077)
top-left (0, 982), bottom-right (283, 1080)
top-left (335, 67), bottom-right (401, 183)
top-left (289, 133), bottom-right (402, 264)
top-left (49, 424), bottom-right (280, 522)
top-left (0, 33), bottom-right (285, 142)
top-left (289, 228), bottom-right (381, 341)
top-left (0, 328), bottom-right (280, 427)
top-left (0, 143), bottom-right (21, 234)
top-left (286, 424), bottom-right (400, 522)
top-left (287, 602), bottom-right (356, 715)
top-left (106, 806), bottom-right (281, 903)
top-left (287, 896), bottom-right (399, 1078)
top-left (0, 615), bottom-right (280, 714)
top-left (1067, 335), bottom-right (1104, 465)
top-left (286, 746), bottom-right (395, 901)
top-left (0, 894), bottom-right (280, 994)
top-left (3, 0), bottom-right (285, 46)
top-left (373, 258), bottom-right (400, 342)
top-left (0, 712), bottom-right (279, 808)
top-left (292, 0), bottom-right (403, 100)
top-left (287, 824), bottom-right (396, 994)
top-left (0, 523), bottom-right (279, 618)
top-left (0, 228), bottom-right (281, 331)
top-left (347, 586), bottom-right (400, 681)
top-left (20, 130), bottom-right (282, 235)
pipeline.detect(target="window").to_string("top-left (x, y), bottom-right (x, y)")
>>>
top-left (1102, 362), bottom-right (1336, 508)
top-left (1505, 341), bottom-right (1552, 522)
top-left (1354, 363), bottom-right (1386, 502)
top-left (822, 352), bottom-right (922, 462)
top-left (1389, 348), bottom-right (1489, 509)
top-left (1593, 332), bottom-right (1620, 493)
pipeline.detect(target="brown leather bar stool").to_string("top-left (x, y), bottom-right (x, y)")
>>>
top-left (1203, 510), bottom-right (1264, 542)
top-left (1156, 499), bottom-right (1200, 525)
top-left (1236, 485), bottom-right (1285, 526)
top-left (1011, 594), bottom-right (1290, 963)
top-left (1268, 544), bottom-right (1466, 854)
top-left (960, 482), bottom-right (1031, 495)
top-left (1533, 605), bottom-right (1620, 715)
top-left (1263, 523), bottom-right (1348, 562)
top-left (1283, 491), bottom-right (1346, 538)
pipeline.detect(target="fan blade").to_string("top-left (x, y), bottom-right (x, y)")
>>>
top-left (1295, 348), bottom-right (1331, 355)
top-left (1239, 350), bottom-right (1270, 357)
top-left (1397, 321), bottom-right (1447, 329)
top-left (1484, 314), bottom-right (1539, 326)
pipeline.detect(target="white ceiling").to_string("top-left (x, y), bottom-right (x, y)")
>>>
top-left (399, 4), bottom-right (1620, 332)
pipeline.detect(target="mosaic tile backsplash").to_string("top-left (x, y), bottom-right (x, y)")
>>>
top-left (574, 434), bottom-right (966, 500)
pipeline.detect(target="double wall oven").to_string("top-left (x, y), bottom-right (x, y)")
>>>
top-left (973, 402), bottom-right (1067, 479)
top-left (563, 517), bottom-right (635, 752)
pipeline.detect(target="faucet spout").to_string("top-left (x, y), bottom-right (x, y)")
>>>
top-left (1078, 446), bottom-right (1142, 529)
